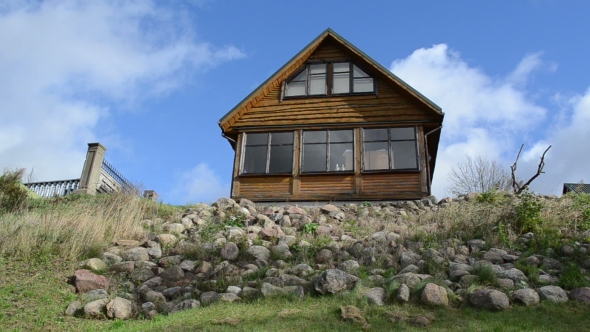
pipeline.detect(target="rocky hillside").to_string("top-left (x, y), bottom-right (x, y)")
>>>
top-left (66, 194), bottom-right (590, 319)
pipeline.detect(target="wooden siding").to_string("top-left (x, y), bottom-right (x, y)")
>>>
top-left (299, 174), bottom-right (355, 196)
top-left (361, 172), bottom-right (422, 199)
top-left (238, 176), bottom-right (292, 200)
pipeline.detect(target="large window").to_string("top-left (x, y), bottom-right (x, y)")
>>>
top-left (242, 132), bottom-right (293, 174)
top-left (284, 64), bottom-right (327, 97)
top-left (284, 62), bottom-right (374, 98)
top-left (302, 129), bottom-right (354, 173)
top-left (363, 127), bottom-right (418, 171)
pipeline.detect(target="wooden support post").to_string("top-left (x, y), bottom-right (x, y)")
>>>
top-left (74, 143), bottom-right (107, 195)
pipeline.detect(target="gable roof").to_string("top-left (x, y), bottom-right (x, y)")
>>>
top-left (218, 28), bottom-right (443, 133)
top-left (563, 183), bottom-right (590, 195)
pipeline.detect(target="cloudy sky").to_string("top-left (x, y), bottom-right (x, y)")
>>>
top-left (1, 0), bottom-right (589, 203)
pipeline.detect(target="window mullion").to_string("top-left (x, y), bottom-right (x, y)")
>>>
top-left (388, 128), bottom-right (393, 170)
top-left (326, 131), bottom-right (330, 172)
top-left (266, 133), bottom-right (271, 173)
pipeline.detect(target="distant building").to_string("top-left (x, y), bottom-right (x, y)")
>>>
top-left (563, 183), bottom-right (590, 195)
top-left (218, 29), bottom-right (444, 202)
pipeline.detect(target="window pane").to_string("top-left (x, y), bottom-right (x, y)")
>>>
top-left (390, 127), bottom-right (415, 140)
top-left (333, 62), bottom-right (349, 73)
top-left (270, 132), bottom-right (293, 145)
top-left (333, 73), bottom-right (349, 93)
top-left (364, 128), bottom-right (388, 141)
top-left (285, 82), bottom-right (306, 96)
top-left (304, 131), bottom-right (326, 143)
top-left (309, 75), bottom-right (326, 95)
top-left (391, 141), bottom-right (417, 169)
top-left (330, 130), bottom-right (353, 143)
top-left (269, 145), bottom-right (293, 173)
top-left (292, 68), bottom-right (307, 82)
top-left (246, 133), bottom-right (268, 146)
top-left (243, 145), bottom-right (267, 173)
top-left (353, 65), bottom-right (369, 78)
top-left (303, 144), bottom-right (327, 172)
top-left (353, 78), bottom-right (374, 92)
top-left (330, 143), bottom-right (353, 171)
top-left (364, 142), bottom-right (389, 170)
top-left (310, 64), bottom-right (326, 74)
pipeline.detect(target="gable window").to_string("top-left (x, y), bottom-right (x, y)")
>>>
top-left (333, 62), bottom-right (374, 94)
top-left (302, 129), bottom-right (354, 172)
top-left (285, 64), bottom-right (327, 97)
top-left (242, 132), bottom-right (293, 174)
top-left (363, 127), bottom-right (418, 171)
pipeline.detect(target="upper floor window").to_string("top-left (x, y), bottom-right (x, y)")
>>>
top-left (302, 129), bottom-right (354, 173)
top-left (363, 127), bottom-right (417, 171)
top-left (242, 132), bottom-right (294, 174)
top-left (284, 62), bottom-right (374, 98)
top-left (285, 64), bottom-right (327, 97)
top-left (333, 63), bottom-right (374, 94)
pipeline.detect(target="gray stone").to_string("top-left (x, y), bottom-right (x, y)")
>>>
top-left (101, 252), bottom-right (123, 266)
top-left (570, 287), bottom-right (590, 303)
top-left (159, 255), bottom-right (183, 268)
top-left (85, 289), bottom-right (109, 302)
top-left (84, 298), bottom-right (108, 318)
top-left (339, 260), bottom-right (360, 274)
top-left (106, 297), bottom-right (134, 319)
top-left (163, 223), bottom-right (185, 234)
top-left (392, 272), bottom-right (423, 290)
top-left (123, 247), bottom-right (150, 261)
top-left (160, 266), bottom-right (185, 282)
top-left (421, 283), bottom-right (449, 307)
top-left (65, 301), bottom-right (83, 316)
top-left (321, 204), bottom-right (339, 213)
top-left (131, 268), bottom-right (155, 283)
top-left (261, 282), bottom-right (285, 298)
top-left (179, 260), bottom-right (197, 272)
top-left (270, 243), bottom-right (292, 260)
top-left (162, 286), bottom-right (183, 300)
top-left (247, 245), bottom-right (270, 261)
top-left (241, 287), bottom-right (261, 300)
top-left (314, 269), bottom-right (360, 294)
top-left (144, 291), bottom-right (166, 304)
top-left (290, 264), bottom-right (314, 278)
top-left (156, 234), bottom-right (178, 247)
top-left (171, 299), bottom-right (200, 313)
top-left (73, 269), bottom-right (109, 293)
top-left (396, 284), bottom-right (410, 302)
top-left (365, 287), bottom-right (387, 306)
top-left (537, 286), bottom-right (568, 303)
top-left (512, 288), bottom-right (540, 306)
top-left (226, 286), bottom-right (242, 297)
top-left (221, 242), bottom-right (240, 261)
top-left (200, 291), bottom-right (221, 305)
top-left (496, 278), bottom-right (515, 289)
top-left (541, 257), bottom-right (561, 270)
top-left (468, 239), bottom-right (486, 253)
top-left (497, 268), bottom-right (527, 282)
top-left (315, 249), bottom-right (333, 264)
top-left (469, 289), bottom-right (510, 310)
top-left (399, 264), bottom-right (420, 274)
top-left (400, 251), bottom-right (422, 268)
top-left (280, 274), bottom-right (310, 288)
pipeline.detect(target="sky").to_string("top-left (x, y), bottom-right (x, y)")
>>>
top-left (1, 0), bottom-right (590, 204)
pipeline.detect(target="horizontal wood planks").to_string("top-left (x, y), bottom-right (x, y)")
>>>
top-left (299, 175), bottom-right (354, 194)
top-left (238, 176), bottom-right (292, 200)
top-left (361, 172), bottom-right (420, 194)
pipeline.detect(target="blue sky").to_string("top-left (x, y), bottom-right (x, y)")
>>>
top-left (2, 0), bottom-right (590, 204)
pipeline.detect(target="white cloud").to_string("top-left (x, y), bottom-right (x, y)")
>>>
top-left (0, 0), bottom-right (244, 182)
top-left (390, 44), bottom-right (550, 198)
top-left (169, 163), bottom-right (230, 204)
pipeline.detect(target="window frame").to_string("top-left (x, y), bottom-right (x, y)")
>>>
top-left (300, 129), bottom-right (355, 174)
top-left (361, 126), bottom-right (419, 172)
top-left (240, 132), bottom-right (294, 175)
top-left (283, 61), bottom-right (376, 99)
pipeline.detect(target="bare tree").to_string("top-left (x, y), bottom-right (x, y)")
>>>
top-left (447, 155), bottom-right (512, 196)
top-left (510, 144), bottom-right (551, 194)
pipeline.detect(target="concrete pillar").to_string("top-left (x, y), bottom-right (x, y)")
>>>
top-left (143, 190), bottom-right (158, 202)
top-left (75, 143), bottom-right (107, 195)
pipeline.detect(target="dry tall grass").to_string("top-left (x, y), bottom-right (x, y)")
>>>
top-left (0, 193), bottom-right (149, 261)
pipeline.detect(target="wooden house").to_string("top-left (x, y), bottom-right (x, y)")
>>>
top-left (218, 29), bottom-right (444, 202)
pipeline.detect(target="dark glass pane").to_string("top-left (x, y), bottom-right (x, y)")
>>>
top-left (270, 132), bottom-right (293, 145)
top-left (391, 141), bottom-right (418, 169)
top-left (303, 144), bottom-right (327, 172)
top-left (246, 133), bottom-right (268, 146)
top-left (269, 145), bottom-right (293, 173)
top-left (304, 131), bottom-right (327, 143)
top-left (364, 142), bottom-right (389, 170)
top-left (390, 127), bottom-right (415, 140)
top-left (330, 143), bottom-right (353, 171)
top-left (330, 129), bottom-right (353, 143)
top-left (364, 128), bottom-right (388, 141)
top-left (243, 145), bottom-right (267, 173)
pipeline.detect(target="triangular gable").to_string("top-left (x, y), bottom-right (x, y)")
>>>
top-left (218, 28), bottom-right (443, 133)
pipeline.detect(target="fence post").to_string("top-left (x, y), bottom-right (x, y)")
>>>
top-left (74, 143), bottom-right (107, 195)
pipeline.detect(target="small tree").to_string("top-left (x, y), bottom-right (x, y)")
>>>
top-left (447, 156), bottom-right (512, 196)
top-left (0, 168), bottom-right (29, 213)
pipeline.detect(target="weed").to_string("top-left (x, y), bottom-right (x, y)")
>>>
top-left (225, 213), bottom-right (246, 228)
top-left (303, 222), bottom-right (318, 234)
top-left (359, 201), bottom-right (372, 208)
top-left (477, 189), bottom-right (505, 204)
top-left (473, 265), bottom-right (497, 286)
top-left (0, 168), bottom-right (29, 213)
top-left (514, 191), bottom-right (543, 234)
top-left (558, 263), bottom-right (589, 290)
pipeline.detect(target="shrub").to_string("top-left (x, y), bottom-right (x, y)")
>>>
top-left (514, 191), bottom-right (543, 234)
top-left (558, 263), bottom-right (590, 290)
top-left (0, 168), bottom-right (29, 213)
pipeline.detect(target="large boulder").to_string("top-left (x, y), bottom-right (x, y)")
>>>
top-left (469, 289), bottom-right (510, 310)
top-left (247, 246), bottom-right (270, 261)
top-left (537, 286), bottom-right (568, 303)
top-left (84, 298), bottom-right (108, 318)
top-left (314, 269), bottom-right (360, 294)
top-left (570, 287), bottom-right (590, 303)
top-left (122, 247), bottom-right (150, 262)
top-left (73, 269), bottom-right (109, 293)
top-left (221, 242), bottom-right (240, 261)
top-left (365, 287), bottom-right (386, 306)
top-left (106, 297), bottom-right (134, 319)
top-left (420, 283), bottom-right (449, 307)
top-left (512, 288), bottom-right (540, 306)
